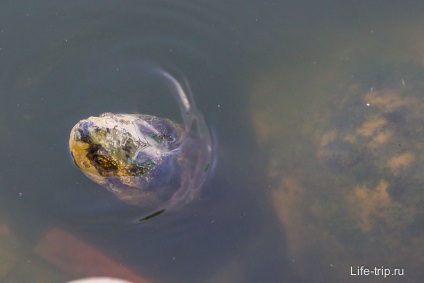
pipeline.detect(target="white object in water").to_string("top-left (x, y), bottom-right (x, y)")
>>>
top-left (67, 277), bottom-right (134, 283)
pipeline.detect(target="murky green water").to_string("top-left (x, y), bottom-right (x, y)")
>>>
top-left (1, 1), bottom-right (423, 282)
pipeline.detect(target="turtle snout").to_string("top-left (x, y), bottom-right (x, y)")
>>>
top-left (75, 120), bottom-right (93, 143)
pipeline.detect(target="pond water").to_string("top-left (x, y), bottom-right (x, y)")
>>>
top-left (1, 1), bottom-right (423, 282)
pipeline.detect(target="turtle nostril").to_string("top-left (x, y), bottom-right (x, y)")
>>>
top-left (76, 121), bottom-right (92, 142)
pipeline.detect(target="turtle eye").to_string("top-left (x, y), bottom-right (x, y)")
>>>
top-left (146, 132), bottom-right (175, 143)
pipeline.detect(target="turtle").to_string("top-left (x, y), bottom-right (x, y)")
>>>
top-left (69, 70), bottom-right (212, 219)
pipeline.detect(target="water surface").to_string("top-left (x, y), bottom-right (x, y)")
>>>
top-left (0, 1), bottom-right (423, 282)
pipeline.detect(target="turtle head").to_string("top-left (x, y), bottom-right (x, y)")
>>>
top-left (70, 113), bottom-right (145, 182)
top-left (69, 113), bottom-right (188, 205)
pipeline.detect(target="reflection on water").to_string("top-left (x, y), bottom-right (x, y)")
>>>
top-left (1, 0), bottom-right (424, 282)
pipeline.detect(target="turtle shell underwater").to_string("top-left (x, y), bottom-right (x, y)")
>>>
top-left (69, 71), bottom-right (212, 218)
